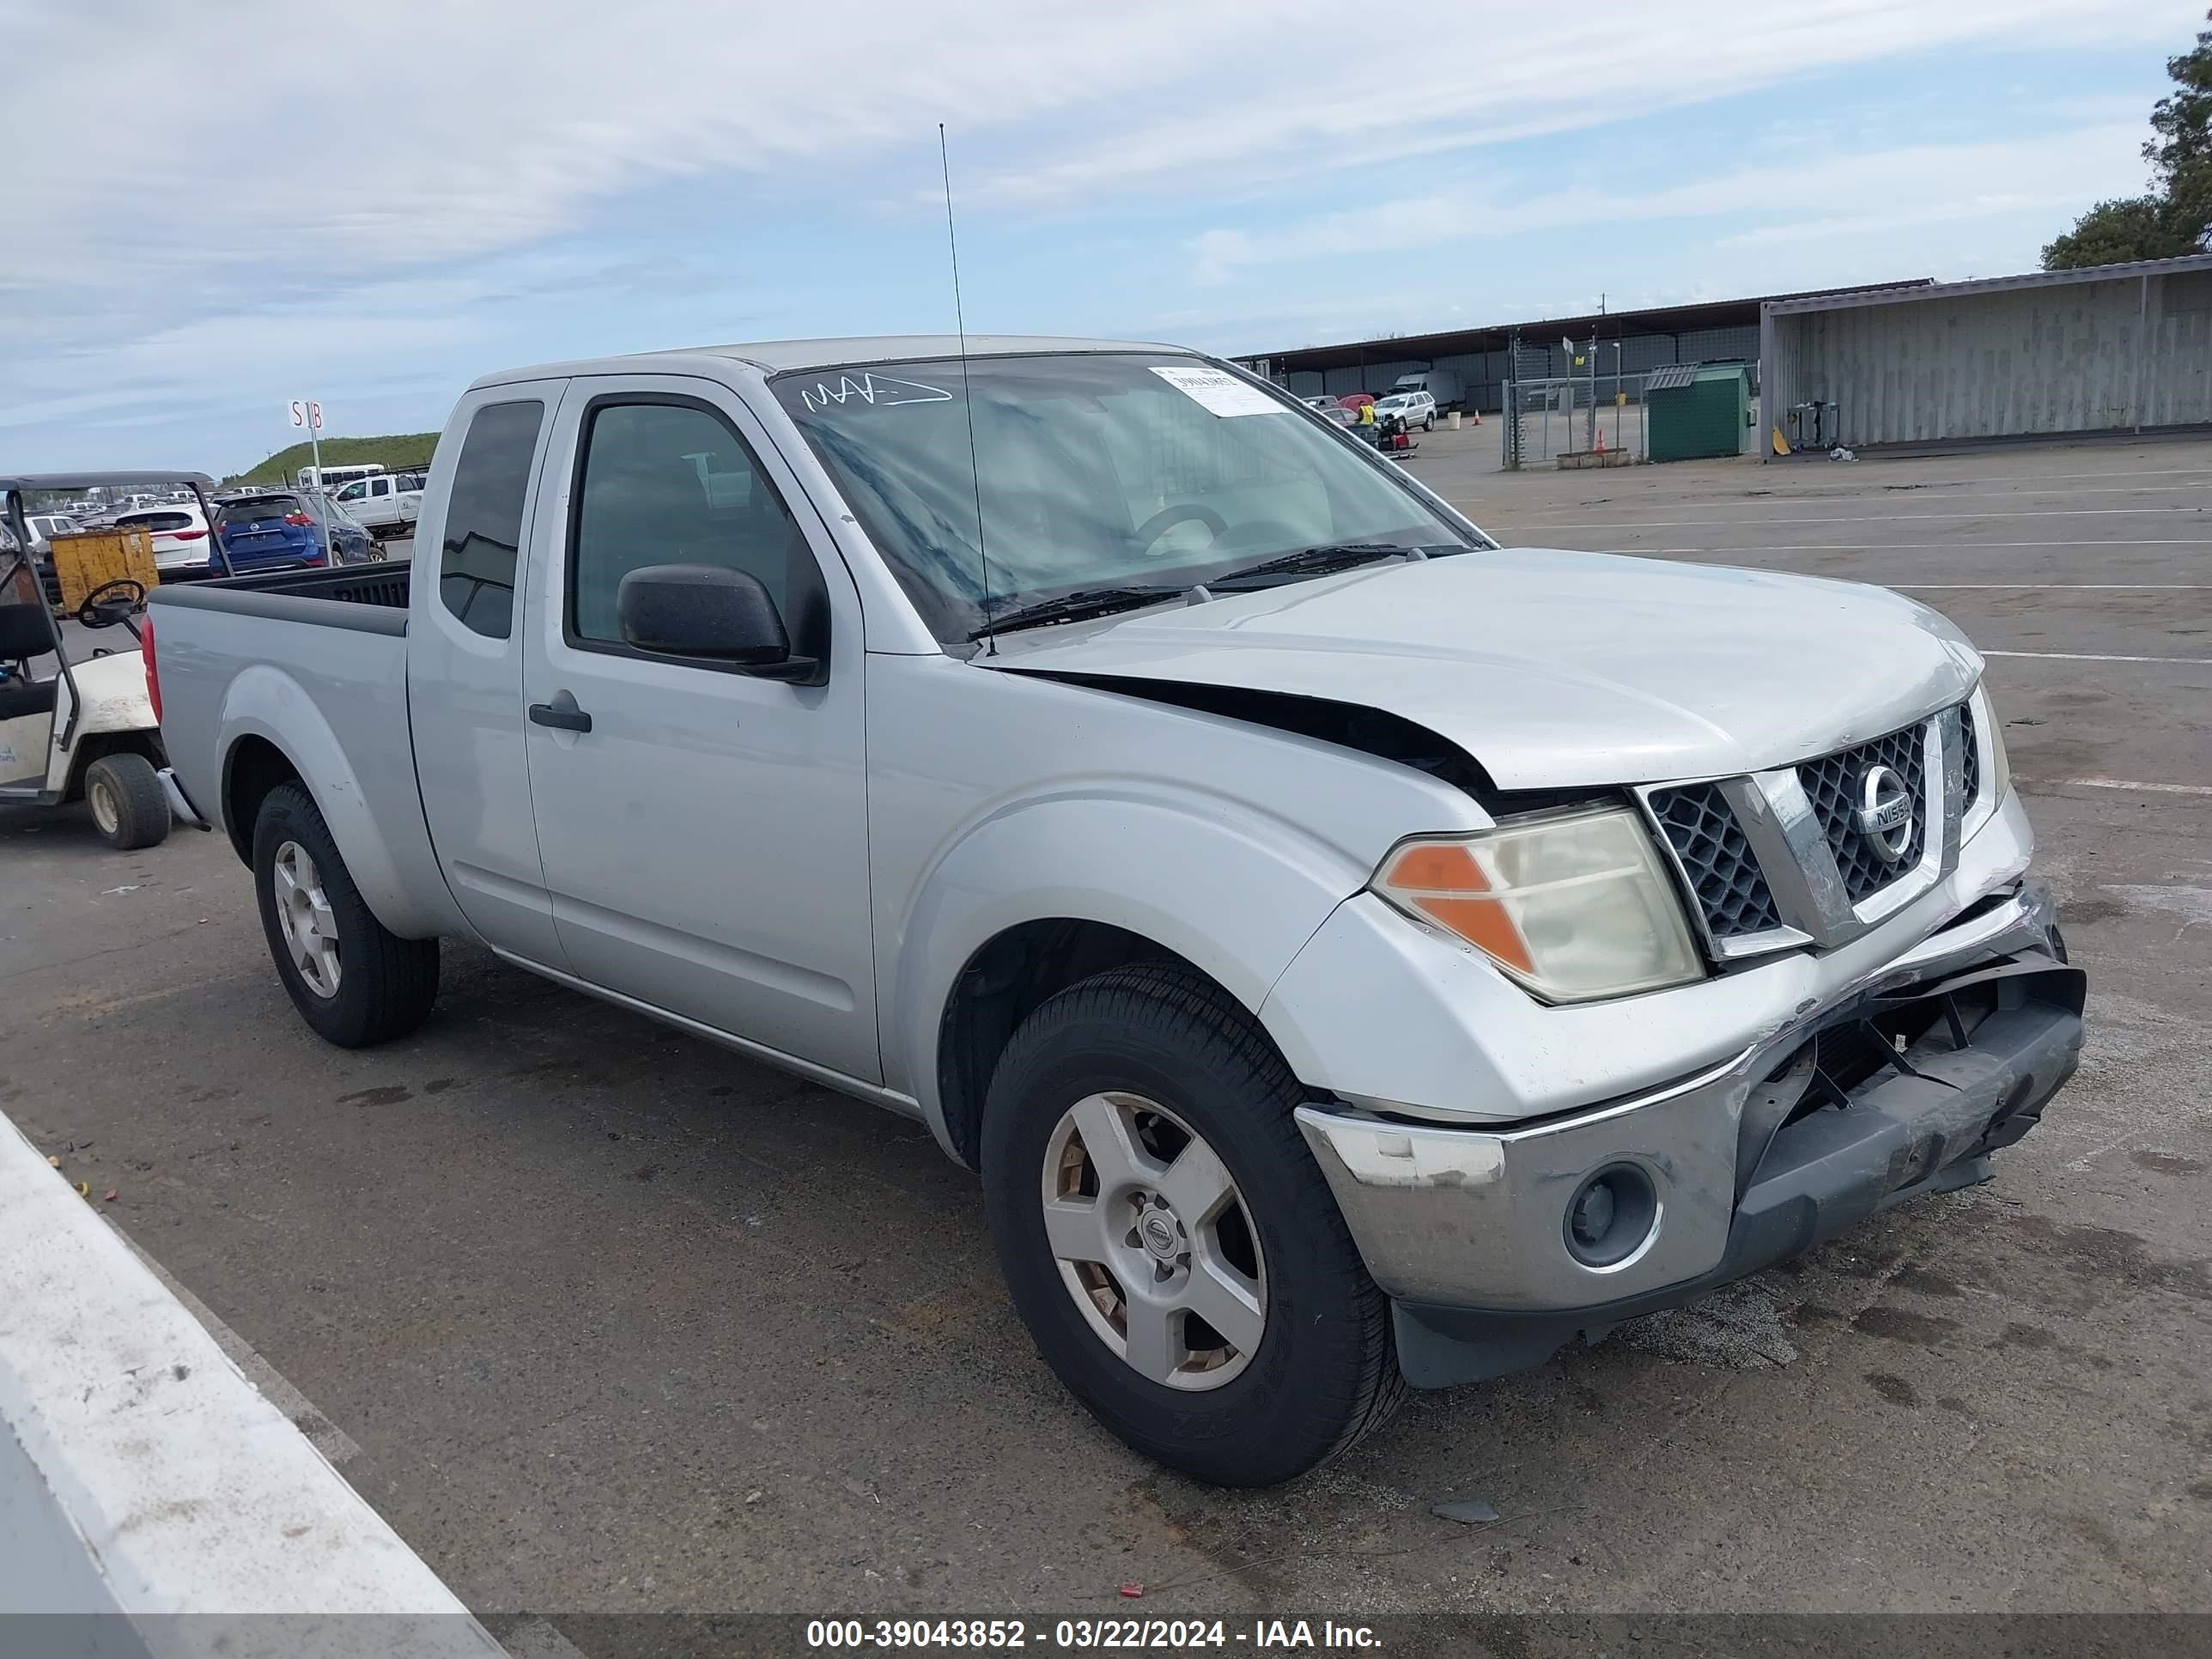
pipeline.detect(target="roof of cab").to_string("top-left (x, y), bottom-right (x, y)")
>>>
top-left (470, 334), bottom-right (1196, 390)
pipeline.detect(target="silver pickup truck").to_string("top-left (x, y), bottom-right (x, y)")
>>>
top-left (148, 336), bottom-right (2085, 1486)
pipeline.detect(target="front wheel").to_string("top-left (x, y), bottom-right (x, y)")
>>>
top-left (83, 753), bottom-right (170, 849)
top-left (981, 963), bottom-right (1403, 1486)
top-left (252, 782), bottom-right (439, 1046)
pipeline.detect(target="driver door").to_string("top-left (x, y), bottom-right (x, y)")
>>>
top-left (520, 377), bottom-right (880, 1083)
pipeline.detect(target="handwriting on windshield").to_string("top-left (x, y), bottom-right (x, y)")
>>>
top-left (799, 374), bottom-right (953, 413)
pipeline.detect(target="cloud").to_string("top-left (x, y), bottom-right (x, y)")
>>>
top-left (1, 0), bottom-right (2197, 467)
top-left (964, 0), bottom-right (2192, 207)
top-left (1187, 120), bottom-right (2162, 283)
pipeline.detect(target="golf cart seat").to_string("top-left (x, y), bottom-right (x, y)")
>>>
top-left (0, 600), bottom-right (59, 720)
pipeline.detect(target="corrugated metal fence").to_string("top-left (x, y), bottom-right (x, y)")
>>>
top-left (1763, 262), bottom-right (2212, 448)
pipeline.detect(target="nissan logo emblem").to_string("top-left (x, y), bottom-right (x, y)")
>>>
top-left (1855, 763), bottom-right (1915, 864)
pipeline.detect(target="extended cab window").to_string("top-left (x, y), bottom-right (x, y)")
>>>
top-left (568, 400), bottom-right (810, 647)
top-left (440, 399), bottom-right (545, 640)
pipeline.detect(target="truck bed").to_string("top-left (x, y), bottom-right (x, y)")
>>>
top-left (146, 558), bottom-right (460, 939)
top-left (157, 559), bottom-right (413, 617)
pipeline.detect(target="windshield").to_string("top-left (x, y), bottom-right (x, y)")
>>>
top-left (772, 353), bottom-right (1484, 641)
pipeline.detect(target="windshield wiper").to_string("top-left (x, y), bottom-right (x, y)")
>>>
top-left (969, 585), bottom-right (1186, 641)
top-left (1207, 542), bottom-right (1425, 587)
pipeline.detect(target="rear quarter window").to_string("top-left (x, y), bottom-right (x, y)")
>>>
top-left (439, 398), bottom-right (546, 640)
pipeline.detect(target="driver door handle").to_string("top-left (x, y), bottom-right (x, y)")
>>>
top-left (528, 690), bottom-right (592, 733)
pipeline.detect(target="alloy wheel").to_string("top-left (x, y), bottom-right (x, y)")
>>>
top-left (272, 839), bottom-right (342, 997)
top-left (1039, 1091), bottom-right (1267, 1390)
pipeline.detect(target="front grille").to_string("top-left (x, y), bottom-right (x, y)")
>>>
top-left (1799, 721), bottom-right (1928, 904)
top-left (1648, 781), bottom-right (1784, 939)
top-left (1959, 711), bottom-right (1981, 805)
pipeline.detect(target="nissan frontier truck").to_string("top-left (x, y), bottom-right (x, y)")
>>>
top-left (145, 337), bottom-right (2084, 1486)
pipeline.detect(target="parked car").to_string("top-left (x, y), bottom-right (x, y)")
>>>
top-left (147, 336), bottom-right (2084, 1488)
top-left (1371, 390), bottom-right (1437, 432)
top-left (302, 490), bottom-right (378, 565)
top-left (329, 471), bottom-right (422, 539)
top-left (3, 513), bottom-right (77, 604)
top-left (1301, 395), bottom-right (1358, 428)
top-left (211, 492), bottom-right (348, 575)
top-left (113, 502), bottom-right (216, 577)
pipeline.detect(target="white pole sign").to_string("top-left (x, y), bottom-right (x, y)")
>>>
top-left (289, 398), bottom-right (334, 562)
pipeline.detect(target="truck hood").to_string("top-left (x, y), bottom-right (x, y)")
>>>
top-left (991, 548), bottom-right (1981, 790)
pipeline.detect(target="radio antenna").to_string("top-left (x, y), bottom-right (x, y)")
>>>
top-left (939, 123), bottom-right (995, 654)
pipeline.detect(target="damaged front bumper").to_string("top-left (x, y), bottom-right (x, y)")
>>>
top-left (1294, 881), bottom-right (2085, 1388)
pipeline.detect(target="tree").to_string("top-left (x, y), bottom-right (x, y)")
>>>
top-left (2043, 9), bottom-right (2212, 269)
top-left (2151, 10), bottom-right (2212, 246)
top-left (2041, 197), bottom-right (2197, 270)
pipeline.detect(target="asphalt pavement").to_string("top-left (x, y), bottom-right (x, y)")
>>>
top-left (3, 436), bottom-right (2208, 1625)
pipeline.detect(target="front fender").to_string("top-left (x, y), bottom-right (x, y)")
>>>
top-left (217, 664), bottom-right (460, 939)
top-left (885, 784), bottom-right (1368, 1155)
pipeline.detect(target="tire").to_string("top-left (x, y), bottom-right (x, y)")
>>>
top-left (252, 782), bottom-right (439, 1047)
top-left (981, 963), bottom-right (1403, 1486)
top-left (1423, 416), bottom-right (1434, 432)
top-left (83, 753), bottom-right (171, 850)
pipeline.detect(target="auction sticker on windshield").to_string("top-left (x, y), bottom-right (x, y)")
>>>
top-left (1149, 365), bottom-right (1285, 417)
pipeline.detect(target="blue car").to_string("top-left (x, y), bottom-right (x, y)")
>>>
top-left (212, 490), bottom-right (370, 573)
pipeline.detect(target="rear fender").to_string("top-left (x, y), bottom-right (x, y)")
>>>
top-left (216, 664), bottom-right (453, 938)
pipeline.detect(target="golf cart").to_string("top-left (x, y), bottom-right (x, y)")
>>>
top-left (1, 470), bottom-right (228, 849)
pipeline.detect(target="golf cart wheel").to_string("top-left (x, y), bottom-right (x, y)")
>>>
top-left (252, 782), bottom-right (439, 1047)
top-left (981, 963), bottom-right (1403, 1486)
top-left (83, 753), bottom-right (170, 849)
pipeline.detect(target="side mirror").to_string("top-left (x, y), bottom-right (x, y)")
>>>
top-left (617, 563), bottom-right (816, 678)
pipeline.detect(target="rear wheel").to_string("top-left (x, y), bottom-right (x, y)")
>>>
top-left (252, 782), bottom-right (438, 1046)
top-left (981, 963), bottom-right (1403, 1486)
top-left (83, 753), bottom-right (170, 850)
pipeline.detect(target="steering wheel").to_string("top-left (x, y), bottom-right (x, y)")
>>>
top-left (1133, 504), bottom-right (1229, 558)
top-left (78, 578), bottom-right (148, 631)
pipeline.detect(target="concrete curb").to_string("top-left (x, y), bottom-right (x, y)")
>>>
top-left (0, 1110), bottom-right (501, 1657)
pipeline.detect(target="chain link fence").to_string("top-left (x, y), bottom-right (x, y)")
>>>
top-left (1503, 370), bottom-right (1652, 469)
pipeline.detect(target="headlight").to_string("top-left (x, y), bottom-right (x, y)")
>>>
top-left (1971, 684), bottom-right (2010, 805)
top-left (1371, 806), bottom-right (1704, 1003)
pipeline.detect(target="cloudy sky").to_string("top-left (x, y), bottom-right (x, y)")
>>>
top-left (2, 0), bottom-right (2201, 474)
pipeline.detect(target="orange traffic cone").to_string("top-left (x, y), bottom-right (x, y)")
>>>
top-left (1472, 409), bottom-right (1482, 426)
top-left (1595, 430), bottom-right (1607, 454)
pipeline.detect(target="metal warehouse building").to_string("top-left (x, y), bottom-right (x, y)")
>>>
top-left (1760, 254), bottom-right (2212, 452)
top-left (1234, 283), bottom-right (1928, 413)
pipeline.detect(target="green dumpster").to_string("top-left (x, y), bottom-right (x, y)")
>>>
top-left (1646, 360), bottom-right (1751, 463)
